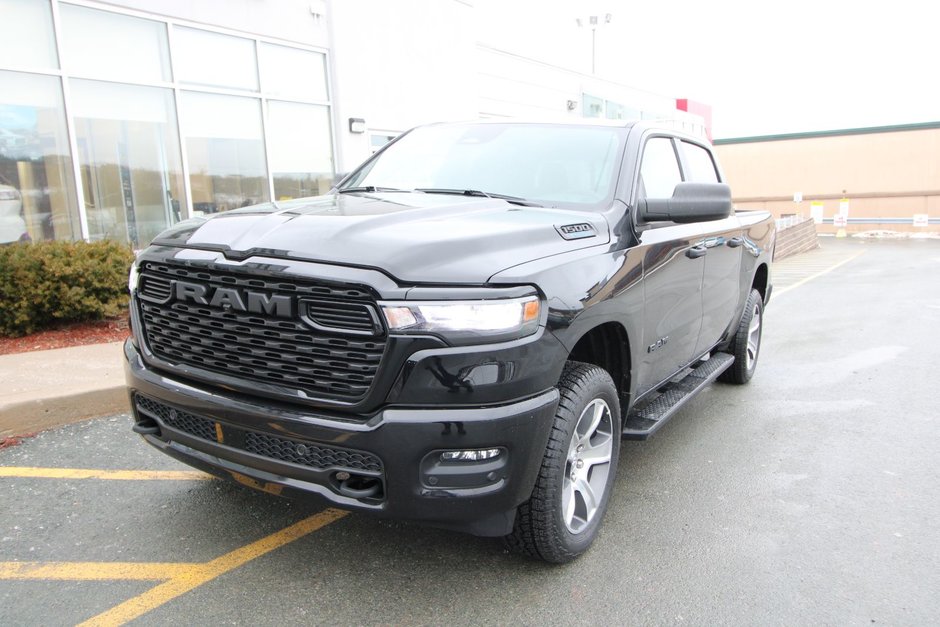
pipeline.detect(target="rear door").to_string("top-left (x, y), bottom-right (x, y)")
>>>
top-left (677, 140), bottom-right (745, 357)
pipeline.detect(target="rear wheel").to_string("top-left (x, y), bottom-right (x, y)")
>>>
top-left (720, 288), bottom-right (764, 384)
top-left (504, 362), bottom-right (621, 563)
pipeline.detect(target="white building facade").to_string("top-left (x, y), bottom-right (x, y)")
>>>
top-left (0, 0), bottom-right (704, 247)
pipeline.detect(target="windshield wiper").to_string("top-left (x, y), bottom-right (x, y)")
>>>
top-left (336, 186), bottom-right (409, 193)
top-left (414, 188), bottom-right (542, 207)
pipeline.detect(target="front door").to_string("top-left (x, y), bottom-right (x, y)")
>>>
top-left (633, 135), bottom-right (706, 395)
top-left (636, 225), bottom-right (708, 394)
top-left (674, 139), bottom-right (745, 356)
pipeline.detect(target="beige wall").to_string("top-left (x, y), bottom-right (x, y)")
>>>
top-left (714, 126), bottom-right (940, 234)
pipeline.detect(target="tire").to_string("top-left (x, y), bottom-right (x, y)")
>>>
top-left (504, 361), bottom-right (621, 563)
top-left (719, 288), bottom-right (764, 384)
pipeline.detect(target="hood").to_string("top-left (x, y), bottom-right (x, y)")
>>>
top-left (151, 193), bottom-right (610, 284)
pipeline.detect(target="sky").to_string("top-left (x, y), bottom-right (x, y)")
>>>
top-left (474, 0), bottom-right (939, 138)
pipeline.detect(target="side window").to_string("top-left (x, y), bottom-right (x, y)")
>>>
top-left (638, 137), bottom-right (681, 200)
top-left (681, 141), bottom-right (719, 183)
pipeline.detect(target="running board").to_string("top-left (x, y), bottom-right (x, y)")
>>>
top-left (622, 353), bottom-right (734, 440)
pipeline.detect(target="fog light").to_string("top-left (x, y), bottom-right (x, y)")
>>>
top-left (440, 448), bottom-right (501, 462)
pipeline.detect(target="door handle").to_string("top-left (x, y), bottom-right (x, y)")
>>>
top-left (726, 237), bottom-right (744, 248)
top-left (686, 245), bottom-right (707, 259)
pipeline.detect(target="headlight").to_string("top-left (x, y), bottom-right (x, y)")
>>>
top-left (128, 261), bottom-right (139, 293)
top-left (379, 296), bottom-right (540, 343)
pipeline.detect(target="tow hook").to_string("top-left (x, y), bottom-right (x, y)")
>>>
top-left (132, 419), bottom-right (161, 436)
top-left (334, 471), bottom-right (383, 499)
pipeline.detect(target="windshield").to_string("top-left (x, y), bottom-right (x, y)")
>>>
top-left (342, 123), bottom-right (624, 209)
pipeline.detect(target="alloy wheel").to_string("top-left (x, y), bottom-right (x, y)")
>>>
top-left (562, 398), bottom-right (614, 534)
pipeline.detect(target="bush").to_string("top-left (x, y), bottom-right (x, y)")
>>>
top-left (0, 240), bottom-right (135, 337)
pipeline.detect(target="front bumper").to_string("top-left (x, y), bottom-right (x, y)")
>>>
top-left (125, 340), bottom-right (559, 536)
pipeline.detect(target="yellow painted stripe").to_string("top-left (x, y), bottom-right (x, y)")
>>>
top-left (78, 509), bottom-right (348, 627)
top-left (0, 562), bottom-right (197, 581)
top-left (774, 251), bottom-right (865, 297)
top-left (0, 467), bottom-right (213, 481)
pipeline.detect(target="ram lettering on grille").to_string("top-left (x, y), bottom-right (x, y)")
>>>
top-left (172, 280), bottom-right (294, 317)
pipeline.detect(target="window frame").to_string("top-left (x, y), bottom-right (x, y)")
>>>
top-left (635, 134), bottom-right (684, 203)
top-left (630, 131), bottom-right (728, 229)
top-left (677, 139), bottom-right (721, 185)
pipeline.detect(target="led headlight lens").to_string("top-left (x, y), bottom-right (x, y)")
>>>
top-left (128, 261), bottom-right (140, 293)
top-left (380, 296), bottom-right (540, 341)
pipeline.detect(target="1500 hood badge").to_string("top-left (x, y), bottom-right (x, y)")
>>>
top-left (555, 223), bottom-right (597, 240)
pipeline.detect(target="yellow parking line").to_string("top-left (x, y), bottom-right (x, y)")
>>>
top-left (78, 508), bottom-right (348, 627)
top-left (0, 467), bottom-right (213, 481)
top-left (774, 251), bottom-right (865, 297)
top-left (0, 562), bottom-right (197, 581)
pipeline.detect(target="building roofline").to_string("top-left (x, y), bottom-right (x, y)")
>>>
top-left (418, 119), bottom-right (714, 139)
top-left (714, 121), bottom-right (940, 145)
top-left (423, 118), bottom-right (639, 129)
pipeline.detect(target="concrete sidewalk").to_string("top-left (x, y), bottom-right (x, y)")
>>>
top-left (0, 341), bottom-right (127, 437)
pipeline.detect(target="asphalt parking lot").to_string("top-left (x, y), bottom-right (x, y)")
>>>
top-left (2, 237), bottom-right (938, 625)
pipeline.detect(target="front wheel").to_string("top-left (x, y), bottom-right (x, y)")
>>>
top-left (720, 288), bottom-right (764, 384)
top-left (504, 362), bottom-right (621, 563)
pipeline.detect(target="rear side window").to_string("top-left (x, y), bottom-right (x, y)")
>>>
top-left (638, 137), bottom-right (681, 199)
top-left (681, 141), bottom-right (719, 183)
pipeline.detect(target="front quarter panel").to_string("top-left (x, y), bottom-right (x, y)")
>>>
top-left (489, 243), bottom-right (646, 400)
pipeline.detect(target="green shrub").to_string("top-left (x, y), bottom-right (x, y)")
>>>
top-left (0, 240), bottom-right (135, 337)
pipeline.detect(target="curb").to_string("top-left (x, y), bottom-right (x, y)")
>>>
top-left (0, 341), bottom-right (128, 439)
top-left (0, 386), bottom-right (129, 438)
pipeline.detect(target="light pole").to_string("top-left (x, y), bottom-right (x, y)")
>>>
top-left (576, 13), bottom-right (612, 75)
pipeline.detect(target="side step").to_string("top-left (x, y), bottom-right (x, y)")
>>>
top-left (622, 352), bottom-right (734, 440)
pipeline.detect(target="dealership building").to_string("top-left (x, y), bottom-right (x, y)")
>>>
top-left (0, 0), bottom-right (706, 247)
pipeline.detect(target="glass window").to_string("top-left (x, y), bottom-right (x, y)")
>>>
top-left (681, 141), bottom-right (719, 183)
top-left (174, 27), bottom-right (258, 92)
top-left (60, 4), bottom-right (171, 84)
top-left (605, 102), bottom-right (640, 120)
top-left (582, 94), bottom-right (603, 118)
top-left (0, 70), bottom-right (80, 243)
top-left (181, 92), bottom-right (268, 214)
top-left (605, 101), bottom-right (625, 120)
top-left (71, 80), bottom-right (185, 246)
top-left (638, 137), bottom-right (681, 200)
top-left (347, 123), bottom-right (622, 209)
top-left (259, 44), bottom-right (327, 101)
top-left (0, 0), bottom-right (58, 70)
top-left (267, 101), bottom-right (333, 200)
top-left (370, 132), bottom-right (398, 154)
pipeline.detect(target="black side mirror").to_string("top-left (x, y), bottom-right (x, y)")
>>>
top-left (637, 182), bottom-right (733, 224)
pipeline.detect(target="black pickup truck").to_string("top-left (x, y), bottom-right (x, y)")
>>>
top-left (125, 120), bottom-right (774, 563)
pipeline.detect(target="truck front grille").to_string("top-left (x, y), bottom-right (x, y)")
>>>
top-left (136, 394), bottom-right (218, 442)
top-left (136, 261), bottom-right (387, 404)
top-left (244, 432), bottom-right (383, 473)
top-left (134, 394), bottom-right (383, 474)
